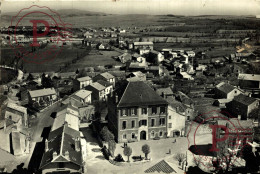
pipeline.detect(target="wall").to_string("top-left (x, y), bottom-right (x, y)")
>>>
top-left (167, 105), bottom-right (186, 137)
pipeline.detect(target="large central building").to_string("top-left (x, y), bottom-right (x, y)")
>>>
top-left (108, 81), bottom-right (168, 143)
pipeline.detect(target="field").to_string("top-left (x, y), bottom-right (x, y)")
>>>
top-left (65, 50), bottom-right (123, 71)
top-left (0, 68), bottom-right (17, 84)
top-left (19, 44), bottom-right (90, 72)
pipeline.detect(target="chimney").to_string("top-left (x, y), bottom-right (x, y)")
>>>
top-left (115, 94), bottom-right (118, 103)
top-left (53, 151), bottom-right (58, 159)
top-left (64, 150), bottom-right (69, 159)
top-left (75, 137), bottom-right (80, 152)
top-left (45, 139), bottom-right (49, 152)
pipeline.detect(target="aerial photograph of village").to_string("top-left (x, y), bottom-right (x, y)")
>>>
top-left (0, 0), bottom-right (260, 173)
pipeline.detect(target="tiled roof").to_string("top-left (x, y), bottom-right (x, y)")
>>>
top-left (216, 82), bottom-right (235, 94)
top-left (238, 73), bottom-right (260, 82)
top-left (166, 96), bottom-right (186, 113)
top-left (86, 82), bottom-right (106, 91)
top-left (233, 94), bottom-right (257, 106)
top-left (99, 72), bottom-right (114, 80)
top-left (6, 103), bottom-right (27, 114)
top-left (117, 81), bottom-right (168, 107)
top-left (29, 88), bottom-right (56, 98)
top-left (156, 87), bottom-right (174, 96)
top-left (73, 90), bottom-right (92, 99)
top-left (77, 76), bottom-right (91, 82)
top-left (144, 160), bottom-right (176, 173)
top-left (40, 125), bottom-right (82, 169)
top-left (217, 119), bottom-right (254, 131)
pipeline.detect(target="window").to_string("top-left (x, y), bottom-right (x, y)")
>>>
top-left (169, 123), bottom-right (172, 128)
top-left (123, 134), bottom-right (127, 139)
top-left (131, 120), bottom-right (135, 128)
top-left (139, 120), bottom-right (147, 126)
top-left (169, 115), bottom-right (171, 119)
top-left (131, 108), bottom-right (136, 115)
top-left (122, 121), bottom-right (126, 129)
top-left (9, 115), bottom-right (12, 120)
top-left (234, 90), bottom-right (237, 94)
top-left (159, 131), bottom-right (163, 137)
top-left (187, 116), bottom-right (190, 121)
top-left (160, 107), bottom-right (165, 114)
top-left (58, 162), bottom-right (64, 168)
top-left (142, 108), bottom-right (147, 114)
top-left (151, 131), bottom-right (155, 138)
top-left (132, 133), bottom-right (135, 139)
top-left (159, 118), bottom-right (165, 125)
top-left (122, 109), bottom-right (126, 116)
top-left (151, 119), bottom-right (155, 127)
top-left (152, 107), bottom-right (157, 114)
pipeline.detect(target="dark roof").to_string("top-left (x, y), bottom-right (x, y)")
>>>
top-left (97, 80), bottom-right (112, 87)
top-left (233, 94), bottom-right (257, 106)
top-left (216, 82), bottom-right (235, 94)
top-left (117, 81), bottom-right (168, 107)
top-left (144, 160), bottom-right (176, 173)
top-left (86, 82), bottom-right (105, 91)
top-left (40, 125), bottom-right (82, 169)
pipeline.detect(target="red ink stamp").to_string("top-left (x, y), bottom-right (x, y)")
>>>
top-left (187, 110), bottom-right (253, 172)
top-left (8, 5), bottom-right (72, 64)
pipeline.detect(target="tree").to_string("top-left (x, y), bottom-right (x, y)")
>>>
top-left (108, 140), bottom-right (116, 157)
top-left (100, 126), bottom-right (114, 142)
top-left (142, 144), bottom-right (151, 160)
top-left (175, 153), bottom-right (185, 166)
top-left (123, 146), bottom-right (132, 162)
top-left (27, 73), bottom-right (34, 81)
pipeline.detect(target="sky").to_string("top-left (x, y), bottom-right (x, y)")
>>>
top-left (2, 0), bottom-right (260, 16)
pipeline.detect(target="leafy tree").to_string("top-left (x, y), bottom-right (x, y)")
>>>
top-left (142, 144), bottom-right (151, 160)
top-left (108, 140), bottom-right (116, 157)
top-left (123, 146), bottom-right (132, 162)
top-left (27, 73), bottom-right (34, 81)
top-left (175, 153), bottom-right (185, 166)
top-left (100, 126), bottom-right (114, 142)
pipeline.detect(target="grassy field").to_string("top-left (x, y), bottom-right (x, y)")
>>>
top-left (20, 44), bottom-right (90, 72)
top-left (66, 50), bottom-right (123, 71)
top-left (0, 68), bottom-right (17, 84)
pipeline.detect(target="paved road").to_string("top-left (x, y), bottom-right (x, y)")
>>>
top-left (31, 102), bottom-right (61, 142)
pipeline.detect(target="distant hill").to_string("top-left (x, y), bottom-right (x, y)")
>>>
top-left (1, 8), bottom-right (107, 18)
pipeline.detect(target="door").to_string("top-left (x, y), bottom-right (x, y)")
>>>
top-left (140, 131), bottom-right (146, 140)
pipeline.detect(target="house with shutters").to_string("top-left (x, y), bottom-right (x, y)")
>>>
top-left (85, 82), bottom-right (106, 102)
top-left (73, 76), bottom-right (92, 91)
top-left (28, 88), bottom-right (58, 107)
top-left (39, 125), bottom-right (83, 174)
top-left (70, 89), bottom-right (92, 104)
top-left (93, 72), bottom-right (115, 87)
top-left (107, 81), bottom-right (168, 143)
